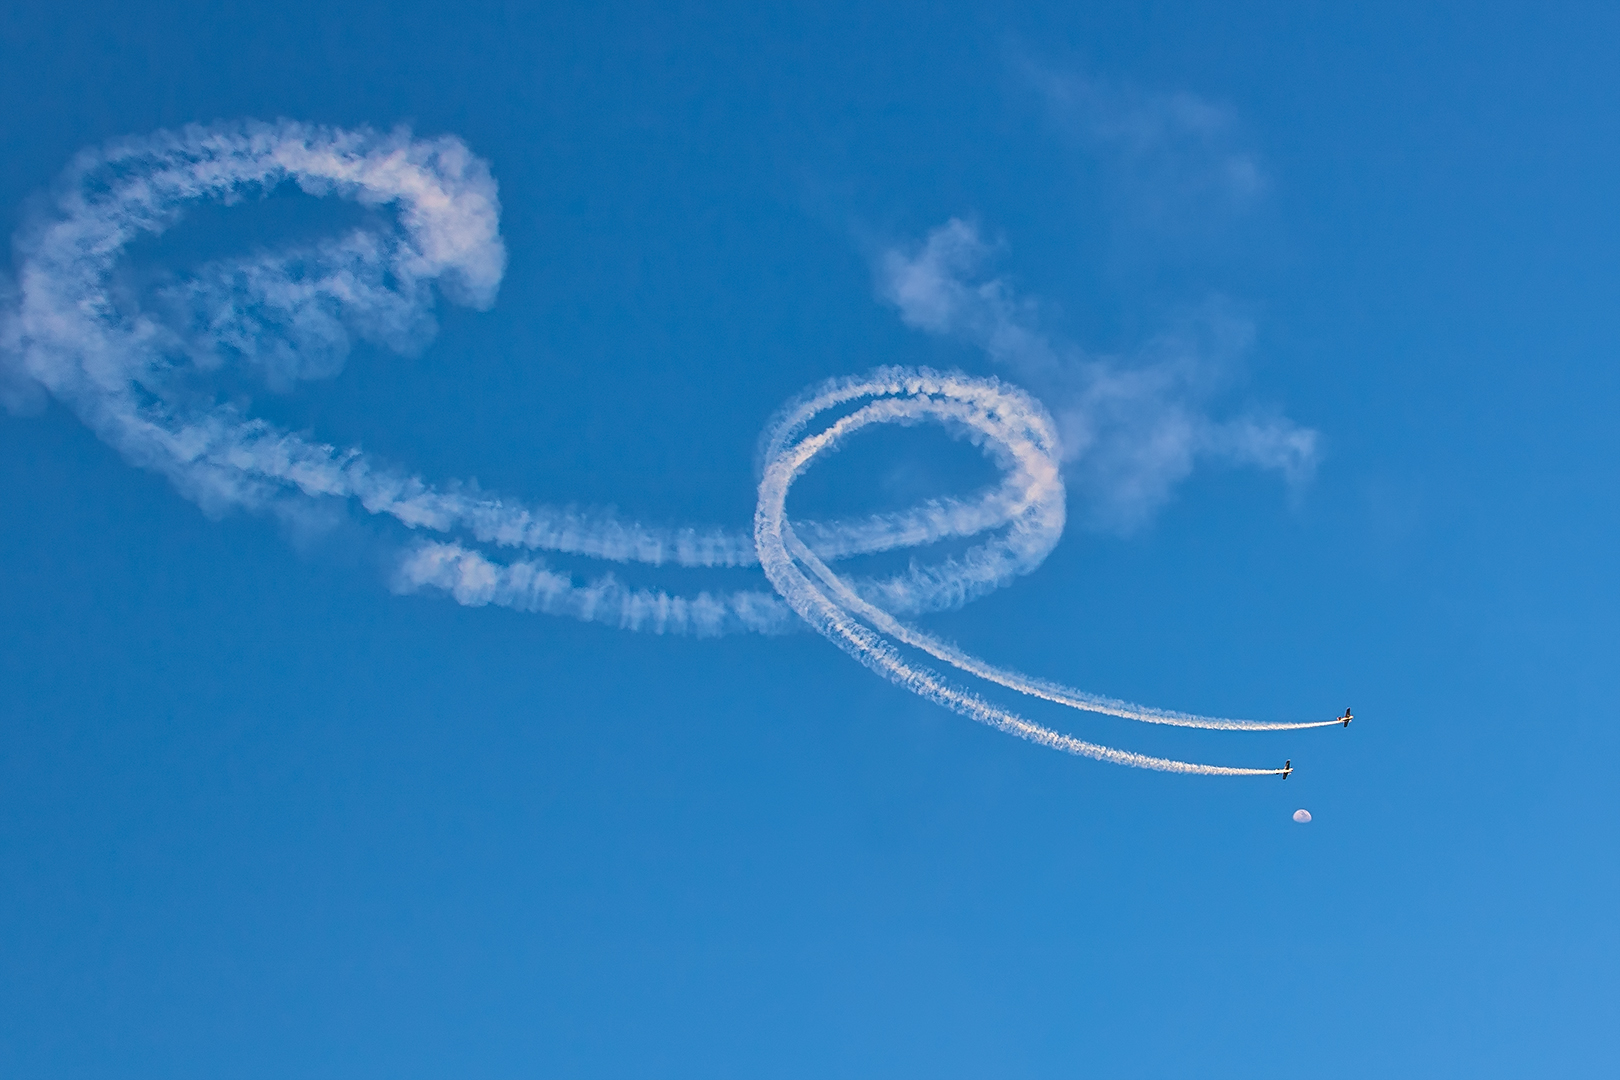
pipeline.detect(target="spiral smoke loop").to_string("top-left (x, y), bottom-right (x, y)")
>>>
top-left (0, 122), bottom-right (1340, 775)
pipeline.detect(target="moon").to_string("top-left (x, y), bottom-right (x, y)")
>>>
top-left (1293, 809), bottom-right (1312, 823)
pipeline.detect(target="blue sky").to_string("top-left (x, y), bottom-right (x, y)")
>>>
top-left (2, 2), bottom-right (1617, 1076)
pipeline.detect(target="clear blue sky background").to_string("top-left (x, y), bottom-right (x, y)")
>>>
top-left (2, 2), bottom-right (1617, 1076)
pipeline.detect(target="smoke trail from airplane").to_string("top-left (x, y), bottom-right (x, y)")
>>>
top-left (0, 120), bottom-right (1333, 774)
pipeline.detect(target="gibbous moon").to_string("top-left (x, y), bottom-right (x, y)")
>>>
top-left (1293, 809), bottom-right (1312, 823)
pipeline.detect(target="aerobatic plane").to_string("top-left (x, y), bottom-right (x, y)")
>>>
top-left (1281, 760), bottom-right (1293, 779)
top-left (1339, 708), bottom-right (1353, 727)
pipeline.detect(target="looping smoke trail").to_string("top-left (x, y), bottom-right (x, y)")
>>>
top-left (754, 370), bottom-right (1307, 776)
top-left (0, 120), bottom-right (1327, 775)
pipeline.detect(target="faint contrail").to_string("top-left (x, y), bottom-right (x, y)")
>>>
top-left (0, 120), bottom-right (1334, 774)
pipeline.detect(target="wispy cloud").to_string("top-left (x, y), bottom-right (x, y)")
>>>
top-left (878, 218), bottom-right (1317, 531)
top-left (0, 275), bottom-right (43, 414)
top-left (1020, 62), bottom-right (1267, 229)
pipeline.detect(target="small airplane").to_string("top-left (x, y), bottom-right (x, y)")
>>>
top-left (1281, 759), bottom-right (1293, 779)
top-left (1339, 708), bottom-right (1353, 727)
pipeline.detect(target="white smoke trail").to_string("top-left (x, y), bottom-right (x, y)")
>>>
top-left (0, 120), bottom-right (1331, 774)
top-left (753, 368), bottom-right (1302, 776)
top-left (395, 541), bottom-right (793, 637)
